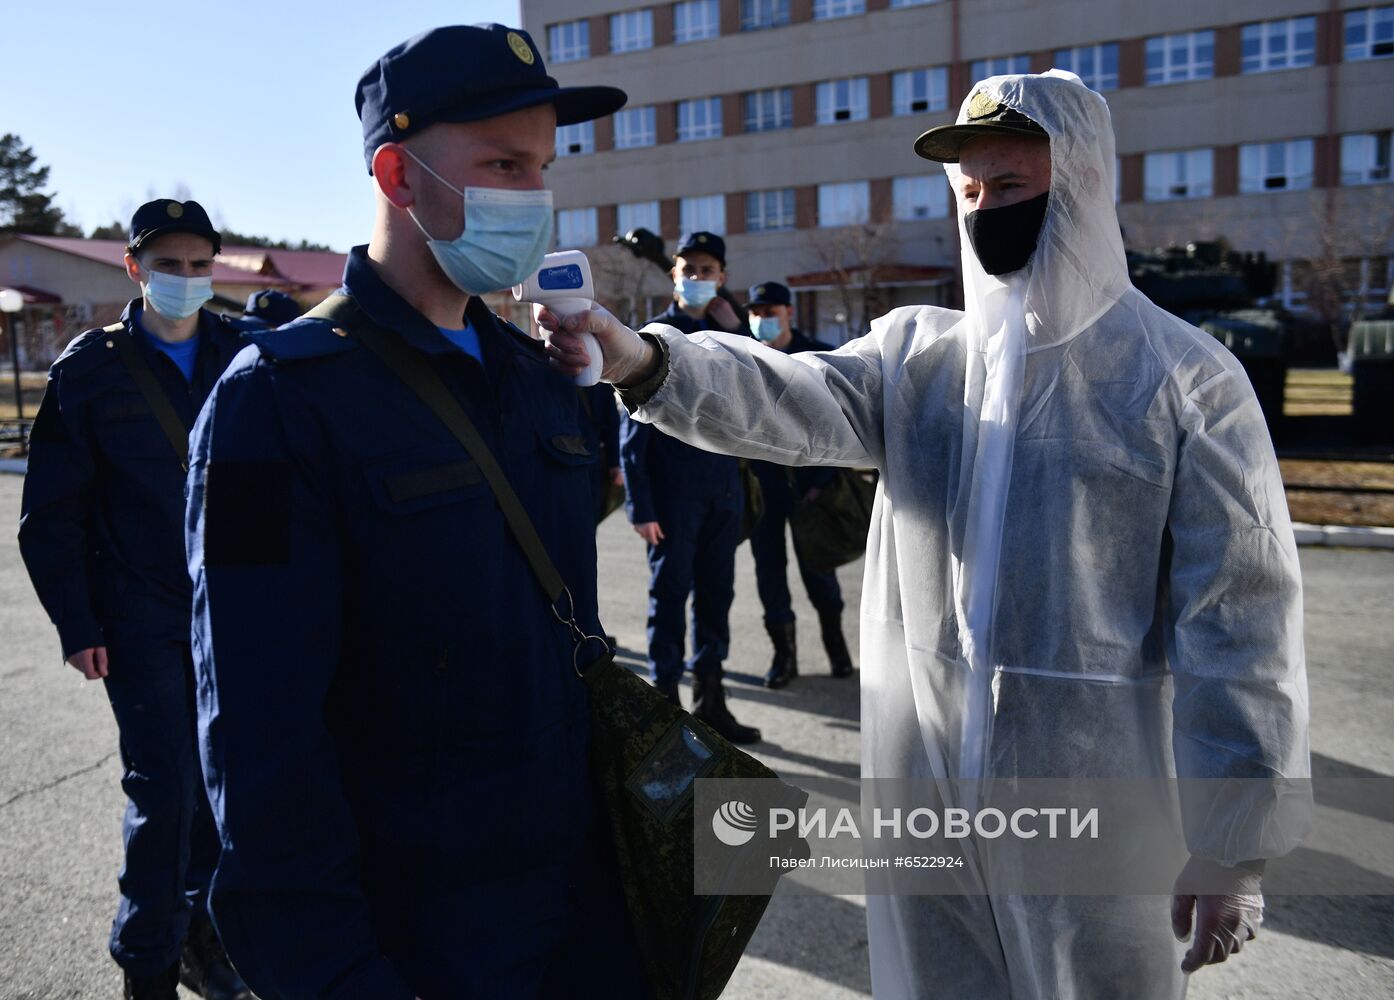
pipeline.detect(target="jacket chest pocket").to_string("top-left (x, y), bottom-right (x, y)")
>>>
top-left (92, 395), bottom-right (181, 461)
top-left (363, 447), bottom-right (489, 516)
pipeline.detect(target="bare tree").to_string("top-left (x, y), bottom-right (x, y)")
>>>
top-left (588, 243), bottom-right (668, 327)
top-left (803, 223), bottom-right (901, 340)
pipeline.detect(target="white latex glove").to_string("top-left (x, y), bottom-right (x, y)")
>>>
top-left (537, 302), bottom-right (657, 387)
top-left (1171, 857), bottom-right (1264, 973)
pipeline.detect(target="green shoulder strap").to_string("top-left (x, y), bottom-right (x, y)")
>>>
top-left (303, 294), bottom-right (574, 613)
top-left (106, 322), bottom-right (190, 472)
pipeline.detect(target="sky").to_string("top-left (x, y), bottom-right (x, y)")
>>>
top-left (3, 1), bottom-right (521, 251)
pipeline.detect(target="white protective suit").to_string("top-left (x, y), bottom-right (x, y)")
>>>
top-left (625, 72), bottom-right (1310, 997)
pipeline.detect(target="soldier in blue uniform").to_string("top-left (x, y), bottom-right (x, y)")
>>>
top-left (229, 288), bottom-right (302, 330)
top-left (743, 281), bottom-right (855, 688)
top-left (184, 25), bottom-right (647, 999)
top-left (18, 199), bottom-right (251, 1000)
top-left (619, 232), bottom-right (760, 744)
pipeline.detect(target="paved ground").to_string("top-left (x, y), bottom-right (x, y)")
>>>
top-left (0, 471), bottom-right (1390, 998)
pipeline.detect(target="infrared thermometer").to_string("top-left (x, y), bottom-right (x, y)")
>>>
top-left (513, 250), bottom-right (603, 387)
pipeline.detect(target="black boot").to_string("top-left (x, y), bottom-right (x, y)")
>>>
top-left (763, 620), bottom-right (799, 689)
top-left (654, 676), bottom-right (681, 707)
top-left (180, 911), bottom-right (254, 1000)
top-left (692, 672), bottom-right (761, 744)
top-left (124, 964), bottom-right (179, 1000)
top-left (819, 611), bottom-right (854, 678)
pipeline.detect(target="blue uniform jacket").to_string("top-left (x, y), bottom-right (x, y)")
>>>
top-left (18, 302), bottom-right (245, 657)
top-left (186, 247), bottom-right (612, 999)
top-left (751, 328), bottom-right (839, 497)
top-left (619, 303), bottom-right (745, 524)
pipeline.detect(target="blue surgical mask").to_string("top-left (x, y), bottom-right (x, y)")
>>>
top-left (750, 315), bottom-right (782, 342)
top-left (676, 277), bottom-right (717, 308)
top-left (142, 269), bottom-right (213, 320)
top-left (403, 149), bottom-right (554, 295)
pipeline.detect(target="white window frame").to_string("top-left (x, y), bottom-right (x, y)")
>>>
top-left (746, 188), bottom-right (797, 231)
top-left (1341, 132), bottom-right (1393, 185)
top-left (1239, 139), bottom-right (1315, 194)
top-left (677, 98), bottom-right (723, 141)
top-left (890, 0), bottom-right (941, 7)
top-left (815, 78), bottom-right (869, 125)
top-left (892, 175), bottom-right (949, 220)
top-left (556, 121), bottom-right (594, 157)
top-left (556, 208), bottom-right (598, 248)
top-left (614, 107), bottom-right (657, 149)
top-left (891, 67), bottom-right (949, 115)
top-left (548, 20), bottom-right (590, 63)
top-left (610, 10), bottom-right (655, 53)
top-left (813, 0), bottom-right (865, 19)
top-left (1143, 149), bottom-right (1214, 201)
top-left (741, 0), bottom-right (790, 30)
top-left (744, 88), bottom-right (793, 132)
top-left (970, 55), bottom-right (1030, 81)
top-left (1053, 43), bottom-right (1120, 91)
top-left (674, 0), bottom-right (721, 44)
top-left (1145, 31), bottom-right (1215, 84)
top-left (680, 195), bottom-right (726, 235)
top-left (1345, 6), bottom-right (1394, 60)
top-left (618, 201), bottom-right (662, 236)
top-left (818, 181), bottom-right (870, 227)
top-left (1242, 17), bottom-right (1317, 73)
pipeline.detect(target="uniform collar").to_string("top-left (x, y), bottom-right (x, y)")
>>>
top-left (339, 244), bottom-right (522, 365)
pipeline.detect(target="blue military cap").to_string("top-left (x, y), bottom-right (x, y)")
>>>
top-left (747, 281), bottom-right (791, 307)
top-left (128, 199), bottom-right (221, 255)
top-left (356, 24), bottom-right (628, 173)
top-left (242, 289), bottom-right (302, 327)
top-left (675, 231), bottom-right (726, 266)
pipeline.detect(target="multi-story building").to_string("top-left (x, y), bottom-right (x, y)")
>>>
top-left (523, 0), bottom-right (1394, 342)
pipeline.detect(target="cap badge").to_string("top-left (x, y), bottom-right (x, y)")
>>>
top-left (967, 91), bottom-right (1001, 121)
top-left (697, 234), bottom-right (707, 243)
top-left (166, 203), bottom-right (184, 219)
top-left (258, 295), bottom-right (270, 309)
top-left (393, 112), bottom-right (410, 130)
top-left (755, 286), bottom-right (765, 296)
top-left (507, 32), bottom-right (534, 65)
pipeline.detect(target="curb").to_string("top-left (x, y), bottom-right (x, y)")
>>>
top-left (1291, 522), bottom-right (1394, 550)
top-left (0, 459), bottom-right (26, 475)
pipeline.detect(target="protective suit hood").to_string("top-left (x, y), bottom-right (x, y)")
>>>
top-left (946, 70), bottom-right (1130, 350)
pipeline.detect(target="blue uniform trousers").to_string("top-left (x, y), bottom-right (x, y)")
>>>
top-left (102, 639), bottom-right (218, 974)
top-left (646, 493), bottom-right (742, 686)
top-left (749, 464), bottom-right (843, 625)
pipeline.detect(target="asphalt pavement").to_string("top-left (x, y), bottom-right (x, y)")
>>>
top-left (0, 471), bottom-right (1390, 999)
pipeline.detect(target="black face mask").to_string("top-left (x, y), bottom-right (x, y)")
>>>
top-left (964, 191), bottom-right (1049, 276)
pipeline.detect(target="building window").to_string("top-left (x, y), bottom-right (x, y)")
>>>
top-left (557, 208), bottom-right (598, 247)
top-left (746, 188), bottom-right (797, 231)
top-left (814, 0), bottom-right (865, 19)
top-left (610, 10), bottom-right (654, 53)
top-left (1242, 17), bottom-right (1316, 73)
top-left (556, 121), bottom-right (594, 157)
top-left (818, 181), bottom-right (870, 226)
top-left (1145, 31), bottom-right (1215, 84)
top-left (892, 175), bottom-right (950, 220)
top-left (891, 67), bottom-right (949, 115)
top-left (548, 20), bottom-right (590, 63)
top-left (1054, 43), bottom-right (1119, 90)
top-left (1341, 132), bottom-right (1393, 184)
top-left (618, 200), bottom-right (662, 236)
top-left (1346, 6), bottom-right (1394, 60)
top-left (815, 78), bottom-right (869, 124)
top-left (614, 107), bottom-right (657, 149)
top-left (675, 0), bottom-right (720, 43)
top-left (1239, 139), bottom-right (1315, 193)
top-left (1143, 149), bottom-right (1214, 201)
top-left (680, 195), bottom-right (726, 235)
top-left (970, 55), bottom-right (1030, 81)
top-left (744, 88), bottom-right (793, 132)
top-left (890, 0), bottom-right (942, 6)
top-left (677, 98), bottom-right (723, 141)
top-left (741, 0), bottom-right (790, 30)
